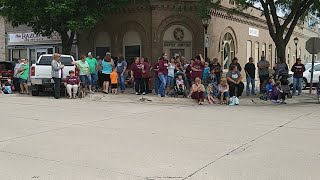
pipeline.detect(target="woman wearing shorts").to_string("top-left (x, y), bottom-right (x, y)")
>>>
top-left (101, 53), bottom-right (113, 94)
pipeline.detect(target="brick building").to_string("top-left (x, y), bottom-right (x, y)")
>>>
top-left (77, 0), bottom-right (319, 69)
top-left (1, 0), bottom-right (319, 71)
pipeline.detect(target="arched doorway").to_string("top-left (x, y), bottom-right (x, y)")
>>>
top-left (94, 31), bottom-right (111, 58)
top-left (221, 33), bottom-right (235, 69)
top-left (163, 25), bottom-right (193, 60)
top-left (123, 31), bottom-right (141, 65)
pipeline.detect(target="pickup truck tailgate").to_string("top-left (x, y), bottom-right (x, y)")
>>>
top-left (35, 65), bottom-right (52, 79)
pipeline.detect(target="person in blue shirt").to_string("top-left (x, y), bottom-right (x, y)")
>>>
top-left (202, 62), bottom-right (210, 85)
top-left (2, 81), bottom-right (12, 94)
top-left (101, 53), bottom-right (113, 94)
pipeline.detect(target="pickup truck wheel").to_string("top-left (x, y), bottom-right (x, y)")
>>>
top-left (31, 85), bottom-right (40, 96)
top-left (31, 90), bottom-right (39, 96)
top-left (302, 78), bottom-right (307, 90)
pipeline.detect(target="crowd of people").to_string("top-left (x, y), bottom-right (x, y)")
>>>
top-left (2, 52), bottom-right (320, 106)
top-left (0, 58), bottom-right (29, 95)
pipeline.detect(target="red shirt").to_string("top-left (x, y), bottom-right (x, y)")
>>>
top-left (153, 62), bottom-right (159, 76)
top-left (191, 61), bottom-right (204, 79)
top-left (131, 63), bottom-right (142, 78)
top-left (142, 62), bottom-right (151, 78)
top-left (65, 76), bottom-right (80, 85)
top-left (158, 59), bottom-right (168, 75)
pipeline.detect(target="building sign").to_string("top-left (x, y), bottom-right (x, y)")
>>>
top-left (164, 42), bottom-right (191, 48)
top-left (249, 27), bottom-right (259, 37)
top-left (8, 32), bottom-right (61, 43)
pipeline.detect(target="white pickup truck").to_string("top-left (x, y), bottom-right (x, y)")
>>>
top-left (30, 54), bottom-right (77, 96)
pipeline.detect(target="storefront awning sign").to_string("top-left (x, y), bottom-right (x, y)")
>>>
top-left (8, 32), bottom-right (61, 43)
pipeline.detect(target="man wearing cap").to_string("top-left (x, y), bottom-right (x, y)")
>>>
top-left (86, 52), bottom-right (98, 91)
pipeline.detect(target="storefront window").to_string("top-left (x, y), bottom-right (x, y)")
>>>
top-left (29, 49), bottom-right (36, 64)
top-left (48, 48), bottom-right (53, 54)
top-left (11, 49), bottom-right (27, 61)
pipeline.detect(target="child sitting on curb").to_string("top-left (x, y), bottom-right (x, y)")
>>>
top-left (206, 84), bottom-right (218, 104)
top-left (271, 81), bottom-right (286, 104)
top-left (218, 78), bottom-right (230, 105)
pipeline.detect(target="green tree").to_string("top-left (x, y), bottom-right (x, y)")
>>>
top-left (197, 0), bottom-right (320, 62)
top-left (0, 0), bottom-right (129, 54)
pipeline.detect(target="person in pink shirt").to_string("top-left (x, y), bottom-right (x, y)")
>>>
top-left (130, 57), bottom-right (143, 95)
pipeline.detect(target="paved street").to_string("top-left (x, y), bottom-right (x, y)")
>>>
top-left (0, 94), bottom-right (320, 180)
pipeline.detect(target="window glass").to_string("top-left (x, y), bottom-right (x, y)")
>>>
top-left (96, 47), bottom-right (110, 59)
top-left (314, 65), bottom-right (320, 71)
top-left (125, 45), bottom-right (140, 66)
top-left (38, 56), bottom-right (73, 66)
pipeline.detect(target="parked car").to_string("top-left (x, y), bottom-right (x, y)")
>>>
top-left (0, 61), bottom-right (14, 83)
top-left (302, 62), bottom-right (320, 89)
top-left (30, 54), bottom-right (77, 96)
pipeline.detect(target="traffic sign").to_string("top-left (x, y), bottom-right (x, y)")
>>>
top-left (306, 37), bottom-right (320, 54)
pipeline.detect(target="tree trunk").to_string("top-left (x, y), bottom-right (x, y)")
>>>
top-left (275, 40), bottom-right (286, 64)
top-left (60, 31), bottom-right (75, 55)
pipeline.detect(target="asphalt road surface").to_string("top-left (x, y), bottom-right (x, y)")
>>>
top-left (0, 95), bottom-right (320, 180)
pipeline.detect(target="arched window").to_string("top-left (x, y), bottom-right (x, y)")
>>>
top-left (254, 42), bottom-right (259, 65)
top-left (94, 31), bottom-right (111, 58)
top-left (220, 33), bottom-right (235, 69)
top-left (287, 47), bottom-right (291, 66)
top-left (246, 41), bottom-right (252, 62)
top-left (268, 44), bottom-right (272, 67)
top-left (123, 31), bottom-right (141, 65)
top-left (262, 43), bottom-right (266, 57)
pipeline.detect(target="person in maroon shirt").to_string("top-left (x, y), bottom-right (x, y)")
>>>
top-left (158, 53), bottom-right (169, 97)
top-left (291, 58), bottom-right (306, 96)
top-left (185, 59), bottom-right (194, 89)
top-left (191, 54), bottom-right (205, 81)
top-left (130, 57), bottom-right (143, 95)
top-left (64, 70), bottom-right (80, 99)
top-left (141, 57), bottom-right (151, 95)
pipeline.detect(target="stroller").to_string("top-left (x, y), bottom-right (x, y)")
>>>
top-left (276, 69), bottom-right (292, 99)
top-left (170, 71), bottom-right (187, 98)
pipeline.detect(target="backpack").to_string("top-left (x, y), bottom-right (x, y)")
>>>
top-left (229, 96), bottom-right (239, 106)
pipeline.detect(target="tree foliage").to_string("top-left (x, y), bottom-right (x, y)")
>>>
top-left (197, 0), bottom-right (320, 62)
top-left (0, 0), bottom-right (130, 54)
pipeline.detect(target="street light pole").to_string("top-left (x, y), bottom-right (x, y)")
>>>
top-left (294, 37), bottom-right (299, 60)
top-left (202, 15), bottom-right (211, 61)
top-left (204, 26), bottom-right (208, 61)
